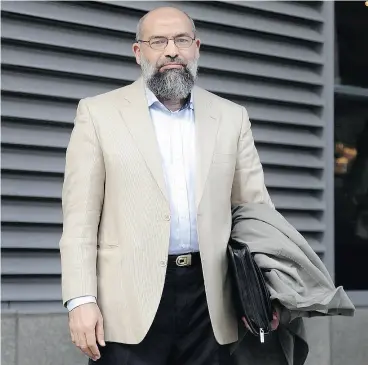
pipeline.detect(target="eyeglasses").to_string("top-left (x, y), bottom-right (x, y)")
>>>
top-left (138, 36), bottom-right (195, 50)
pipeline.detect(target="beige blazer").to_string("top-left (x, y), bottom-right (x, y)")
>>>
top-left (59, 78), bottom-right (273, 345)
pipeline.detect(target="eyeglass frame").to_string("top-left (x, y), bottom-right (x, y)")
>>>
top-left (137, 35), bottom-right (197, 50)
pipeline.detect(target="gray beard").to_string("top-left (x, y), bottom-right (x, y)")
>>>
top-left (140, 56), bottom-right (198, 100)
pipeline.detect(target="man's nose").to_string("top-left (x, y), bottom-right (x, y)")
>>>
top-left (164, 39), bottom-right (179, 58)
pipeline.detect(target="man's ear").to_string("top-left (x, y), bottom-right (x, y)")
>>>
top-left (132, 43), bottom-right (141, 65)
top-left (195, 38), bottom-right (201, 59)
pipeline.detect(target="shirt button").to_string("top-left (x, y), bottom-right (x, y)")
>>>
top-left (164, 214), bottom-right (171, 221)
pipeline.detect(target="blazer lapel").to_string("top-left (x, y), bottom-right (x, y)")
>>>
top-left (193, 87), bottom-right (220, 208)
top-left (114, 80), bottom-right (219, 208)
top-left (116, 79), bottom-right (169, 201)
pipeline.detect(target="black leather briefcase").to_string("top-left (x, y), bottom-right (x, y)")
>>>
top-left (227, 238), bottom-right (273, 343)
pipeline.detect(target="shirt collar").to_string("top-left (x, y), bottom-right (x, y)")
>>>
top-left (145, 87), bottom-right (194, 110)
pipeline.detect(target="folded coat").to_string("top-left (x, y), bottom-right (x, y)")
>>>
top-left (229, 203), bottom-right (355, 365)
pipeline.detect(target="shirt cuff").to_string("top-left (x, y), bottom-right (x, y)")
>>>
top-left (66, 296), bottom-right (97, 311)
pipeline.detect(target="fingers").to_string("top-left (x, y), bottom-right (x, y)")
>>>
top-left (72, 329), bottom-right (99, 361)
top-left (85, 331), bottom-right (101, 361)
top-left (242, 314), bottom-right (279, 334)
top-left (96, 316), bottom-right (106, 347)
top-left (78, 332), bottom-right (96, 360)
top-left (71, 326), bottom-right (100, 361)
top-left (68, 304), bottom-right (103, 361)
top-left (271, 311), bottom-right (280, 331)
top-left (70, 330), bottom-right (76, 345)
top-left (241, 316), bottom-right (251, 332)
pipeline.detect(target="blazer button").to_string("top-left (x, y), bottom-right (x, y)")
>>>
top-left (164, 214), bottom-right (171, 221)
top-left (160, 260), bottom-right (167, 267)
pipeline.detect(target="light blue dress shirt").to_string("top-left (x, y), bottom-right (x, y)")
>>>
top-left (146, 88), bottom-right (199, 255)
top-left (67, 89), bottom-right (199, 311)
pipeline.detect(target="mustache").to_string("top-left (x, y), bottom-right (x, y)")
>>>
top-left (157, 58), bottom-right (187, 69)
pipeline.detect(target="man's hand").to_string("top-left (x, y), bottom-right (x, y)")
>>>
top-left (68, 303), bottom-right (106, 361)
top-left (241, 308), bottom-right (280, 333)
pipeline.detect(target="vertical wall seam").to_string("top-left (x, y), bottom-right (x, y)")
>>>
top-left (14, 312), bottom-right (19, 365)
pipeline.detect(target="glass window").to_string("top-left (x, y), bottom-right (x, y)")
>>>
top-left (335, 1), bottom-right (368, 87)
top-left (334, 1), bottom-right (368, 290)
top-left (334, 114), bottom-right (368, 290)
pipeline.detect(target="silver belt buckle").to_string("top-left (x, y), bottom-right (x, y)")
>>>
top-left (176, 254), bottom-right (192, 267)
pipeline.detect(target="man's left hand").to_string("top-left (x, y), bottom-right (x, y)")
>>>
top-left (241, 307), bottom-right (280, 332)
top-left (270, 309), bottom-right (280, 330)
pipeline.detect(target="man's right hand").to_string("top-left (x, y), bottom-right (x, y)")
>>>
top-left (68, 302), bottom-right (106, 361)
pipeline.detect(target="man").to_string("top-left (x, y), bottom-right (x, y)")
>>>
top-left (60, 6), bottom-right (274, 365)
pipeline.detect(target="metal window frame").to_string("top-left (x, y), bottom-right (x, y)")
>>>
top-left (322, 0), bottom-right (335, 278)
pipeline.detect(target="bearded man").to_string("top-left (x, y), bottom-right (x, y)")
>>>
top-left (60, 6), bottom-right (274, 365)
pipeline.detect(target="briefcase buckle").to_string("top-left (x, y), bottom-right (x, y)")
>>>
top-left (176, 254), bottom-right (192, 267)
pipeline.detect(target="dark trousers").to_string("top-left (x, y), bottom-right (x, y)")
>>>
top-left (91, 259), bottom-right (233, 365)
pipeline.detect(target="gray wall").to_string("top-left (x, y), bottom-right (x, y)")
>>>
top-left (2, 310), bottom-right (368, 365)
top-left (1, 0), bottom-right (333, 312)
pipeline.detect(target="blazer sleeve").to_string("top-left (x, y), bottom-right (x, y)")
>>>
top-left (59, 99), bottom-right (105, 306)
top-left (231, 107), bottom-right (274, 208)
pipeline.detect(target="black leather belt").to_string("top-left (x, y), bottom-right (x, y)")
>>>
top-left (167, 252), bottom-right (201, 268)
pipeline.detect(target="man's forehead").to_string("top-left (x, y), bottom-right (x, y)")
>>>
top-left (141, 12), bottom-right (193, 37)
